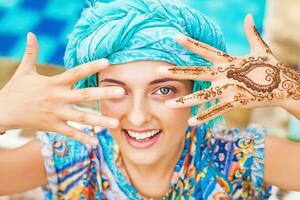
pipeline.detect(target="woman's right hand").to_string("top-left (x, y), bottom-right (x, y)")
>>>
top-left (0, 33), bottom-right (124, 146)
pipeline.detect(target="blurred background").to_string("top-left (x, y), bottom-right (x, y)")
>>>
top-left (0, 0), bottom-right (300, 199)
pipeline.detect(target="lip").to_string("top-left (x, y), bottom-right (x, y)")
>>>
top-left (125, 129), bottom-right (160, 134)
top-left (122, 129), bottom-right (161, 149)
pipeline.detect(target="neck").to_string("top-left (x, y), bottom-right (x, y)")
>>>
top-left (121, 139), bottom-right (185, 198)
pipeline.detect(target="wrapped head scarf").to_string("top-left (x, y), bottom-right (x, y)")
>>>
top-left (64, 0), bottom-right (226, 128)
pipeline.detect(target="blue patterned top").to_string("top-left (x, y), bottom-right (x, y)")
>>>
top-left (36, 124), bottom-right (271, 199)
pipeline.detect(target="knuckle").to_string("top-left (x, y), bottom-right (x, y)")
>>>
top-left (72, 68), bottom-right (83, 80)
top-left (25, 50), bottom-right (33, 56)
top-left (43, 107), bottom-right (53, 115)
top-left (25, 44), bottom-right (34, 54)
top-left (81, 89), bottom-right (91, 100)
top-left (42, 91), bottom-right (55, 103)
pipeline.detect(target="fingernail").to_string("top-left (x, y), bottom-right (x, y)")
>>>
top-left (247, 14), bottom-right (254, 27)
top-left (89, 137), bottom-right (99, 146)
top-left (27, 32), bottom-right (34, 44)
top-left (114, 88), bottom-right (125, 96)
top-left (165, 100), bottom-right (177, 108)
top-left (108, 119), bottom-right (119, 128)
top-left (99, 58), bottom-right (110, 67)
top-left (27, 32), bottom-right (32, 40)
top-left (188, 118), bottom-right (198, 126)
top-left (175, 34), bottom-right (187, 44)
top-left (157, 67), bottom-right (171, 75)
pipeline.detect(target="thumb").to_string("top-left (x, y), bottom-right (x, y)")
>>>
top-left (244, 14), bottom-right (270, 53)
top-left (20, 32), bottom-right (39, 72)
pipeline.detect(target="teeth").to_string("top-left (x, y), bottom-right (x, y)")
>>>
top-left (126, 130), bottom-right (160, 140)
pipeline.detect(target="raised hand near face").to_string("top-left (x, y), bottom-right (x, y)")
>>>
top-left (0, 33), bottom-right (125, 145)
top-left (157, 15), bottom-right (300, 126)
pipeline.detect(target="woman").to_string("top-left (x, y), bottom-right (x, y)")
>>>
top-left (0, 0), bottom-right (300, 199)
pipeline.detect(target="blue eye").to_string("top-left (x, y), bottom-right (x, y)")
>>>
top-left (154, 87), bottom-right (175, 96)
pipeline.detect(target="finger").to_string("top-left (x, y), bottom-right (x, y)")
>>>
top-left (54, 58), bottom-right (109, 85)
top-left (175, 34), bottom-right (235, 63)
top-left (157, 66), bottom-right (219, 81)
top-left (19, 32), bottom-right (39, 72)
top-left (244, 14), bottom-right (271, 53)
top-left (165, 84), bottom-right (235, 108)
top-left (61, 87), bottom-right (125, 103)
top-left (58, 108), bottom-right (119, 128)
top-left (55, 123), bottom-right (99, 146)
top-left (188, 100), bottom-right (239, 126)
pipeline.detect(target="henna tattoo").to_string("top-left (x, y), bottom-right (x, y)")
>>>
top-left (186, 38), bottom-right (236, 62)
top-left (175, 84), bottom-right (234, 104)
top-left (253, 26), bottom-right (272, 54)
top-left (168, 67), bottom-right (218, 76)
top-left (220, 57), bottom-right (300, 105)
top-left (279, 63), bottom-right (300, 81)
top-left (277, 63), bottom-right (300, 99)
top-left (196, 102), bottom-right (234, 121)
top-left (226, 57), bottom-right (281, 93)
top-left (233, 93), bottom-right (250, 106)
top-left (281, 80), bottom-right (300, 100)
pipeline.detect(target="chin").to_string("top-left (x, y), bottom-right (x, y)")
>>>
top-left (123, 148), bottom-right (164, 166)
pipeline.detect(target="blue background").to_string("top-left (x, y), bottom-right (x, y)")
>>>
top-left (0, 0), bottom-right (266, 65)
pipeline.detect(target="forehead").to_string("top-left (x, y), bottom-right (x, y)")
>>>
top-left (98, 61), bottom-right (174, 85)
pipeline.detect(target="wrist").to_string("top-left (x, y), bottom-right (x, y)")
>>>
top-left (282, 98), bottom-right (300, 120)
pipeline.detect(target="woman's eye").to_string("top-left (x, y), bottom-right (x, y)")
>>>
top-left (153, 87), bottom-right (175, 96)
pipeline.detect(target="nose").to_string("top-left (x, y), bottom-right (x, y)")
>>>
top-left (127, 94), bottom-right (151, 127)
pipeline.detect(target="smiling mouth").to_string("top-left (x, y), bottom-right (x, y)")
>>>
top-left (122, 129), bottom-right (162, 148)
top-left (123, 129), bottom-right (161, 141)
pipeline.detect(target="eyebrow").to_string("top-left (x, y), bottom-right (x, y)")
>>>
top-left (99, 79), bottom-right (126, 85)
top-left (99, 78), bottom-right (185, 85)
top-left (149, 78), bottom-right (185, 85)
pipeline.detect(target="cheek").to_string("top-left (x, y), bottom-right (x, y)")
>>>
top-left (100, 100), bottom-right (129, 118)
top-left (149, 100), bottom-right (191, 127)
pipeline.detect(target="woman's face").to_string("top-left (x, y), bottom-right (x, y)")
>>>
top-left (98, 61), bottom-right (192, 166)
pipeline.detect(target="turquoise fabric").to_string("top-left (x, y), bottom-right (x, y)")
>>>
top-left (64, 0), bottom-right (226, 127)
top-left (64, 0), bottom-right (226, 89)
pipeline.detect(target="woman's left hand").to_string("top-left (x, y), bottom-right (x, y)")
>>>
top-left (157, 14), bottom-right (300, 126)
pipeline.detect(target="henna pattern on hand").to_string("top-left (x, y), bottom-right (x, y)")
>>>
top-left (253, 26), bottom-right (272, 54)
top-left (175, 84), bottom-right (234, 104)
top-left (170, 34), bottom-right (300, 123)
top-left (186, 38), bottom-right (236, 62)
top-left (218, 57), bottom-right (300, 105)
top-left (277, 64), bottom-right (300, 100)
top-left (226, 57), bottom-right (281, 93)
top-left (168, 67), bottom-right (218, 76)
top-left (196, 102), bottom-right (234, 121)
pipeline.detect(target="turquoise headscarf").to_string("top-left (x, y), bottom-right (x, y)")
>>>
top-left (64, 0), bottom-right (226, 127)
